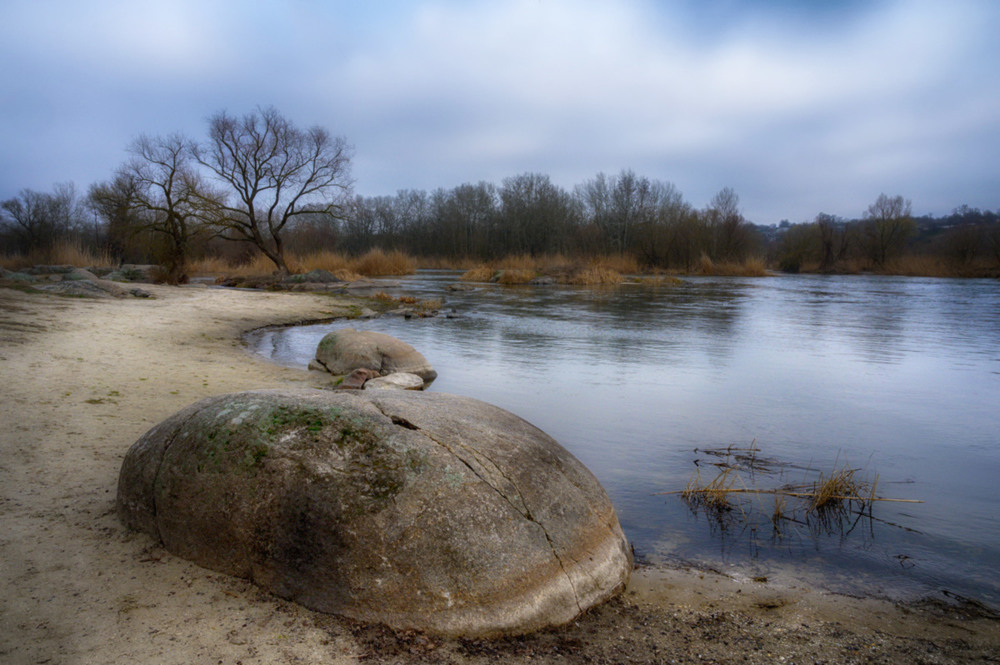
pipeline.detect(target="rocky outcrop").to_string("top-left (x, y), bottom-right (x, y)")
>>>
top-left (1, 265), bottom-right (153, 298)
top-left (116, 389), bottom-right (631, 637)
top-left (312, 328), bottom-right (437, 384)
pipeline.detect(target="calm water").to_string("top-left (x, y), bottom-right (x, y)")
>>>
top-left (246, 272), bottom-right (1000, 607)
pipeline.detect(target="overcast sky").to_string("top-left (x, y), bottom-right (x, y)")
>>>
top-left (2, 0), bottom-right (998, 224)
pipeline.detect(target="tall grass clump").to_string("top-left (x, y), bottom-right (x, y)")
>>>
top-left (349, 248), bottom-right (416, 276)
top-left (188, 253), bottom-right (278, 278)
top-left (1, 241), bottom-right (116, 270)
top-left (698, 254), bottom-right (769, 277)
top-left (588, 253), bottom-right (640, 275)
top-left (495, 268), bottom-right (537, 285)
top-left (460, 266), bottom-right (496, 282)
top-left (566, 266), bottom-right (624, 285)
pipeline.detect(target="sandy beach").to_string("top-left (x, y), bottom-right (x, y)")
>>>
top-left (1, 283), bottom-right (997, 664)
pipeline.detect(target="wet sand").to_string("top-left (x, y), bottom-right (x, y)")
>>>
top-left (1, 284), bottom-right (997, 664)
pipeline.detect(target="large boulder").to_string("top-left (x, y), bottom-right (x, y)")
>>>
top-left (116, 389), bottom-right (631, 637)
top-left (312, 328), bottom-right (437, 384)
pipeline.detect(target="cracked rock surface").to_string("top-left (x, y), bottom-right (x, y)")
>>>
top-left (116, 388), bottom-right (631, 637)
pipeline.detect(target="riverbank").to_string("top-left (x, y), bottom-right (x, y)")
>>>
top-left (1, 284), bottom-right (997, 664)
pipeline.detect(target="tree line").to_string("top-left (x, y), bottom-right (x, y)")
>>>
top-left (3, 107), bottom-right (999, 281)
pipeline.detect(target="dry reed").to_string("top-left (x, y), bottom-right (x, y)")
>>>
top-left (666, 443), bottom-right (920, 540)
top-left (1, 242), bottom-right (116, 270)
top-left (566, 266), bottom-right (624, 285)
top-left (697, 254), bottom-right (769, 277)
top-left (349, 248), bottom-right (416, 276)
top-left (460, 266), bottom-right (497, 282)
top-left (495, 268), bottom-right (537, 285)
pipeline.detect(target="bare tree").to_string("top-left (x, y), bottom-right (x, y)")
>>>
top-left (1, 183), bottom-right (84, 256)
top-left (91, 134), bottom-right (213, 283)
top-left (863, 193), bottom-right (913, 267)
top-left (499, 172), bottom-right (575, 256)
top-left (704, 187), bottom-right (752, 261)
top-left (815, 213), bottom-right (852, 270)
top-left (195, 107), bottom-right (353, 274)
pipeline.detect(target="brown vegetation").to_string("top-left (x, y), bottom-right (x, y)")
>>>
top-left (184, 248), bottom-right (414, 281)
top-left (696, 254), bottom-right (769, 277)
top-left (458, 253), bottom-right (633, 286)
top-left (668, 443), bottom-right (920, 539)
top-left (566, 266), bottom-right (625, 285)
top-left (1, 241), bottom-right (115, 271)
top-left (348, 248), bottom-right (416, 276)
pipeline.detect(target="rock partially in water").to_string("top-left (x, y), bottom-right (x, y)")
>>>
top-left (365, 372), bottom-right (424, 390)
top-left (116, 389), bottom-right (631, 637)
top-left (313, 328), bottom-right (437, 384)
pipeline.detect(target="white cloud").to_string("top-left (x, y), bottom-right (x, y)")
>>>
top-left (1, 0), bottom-right (998, 221)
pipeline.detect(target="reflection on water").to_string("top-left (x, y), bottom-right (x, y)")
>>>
top-left (246, 272), bottom-right (1000, 607)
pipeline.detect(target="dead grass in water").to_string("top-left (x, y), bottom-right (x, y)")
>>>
top-left (665, 442), bottom-right (920, 540)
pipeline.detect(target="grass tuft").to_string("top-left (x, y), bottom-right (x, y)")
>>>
top-left (667, 442), bottom-right (921, 541)
top-left (1, 242), bottom-right (116, 270)
top-left (460, 266), bottom-right (496, 282)
top-left (350, 248), bottom-right (416, 276)
top-left (495, 268), bottom-right (537, 285)
top-left (566, 266), bottom-right (624, 285)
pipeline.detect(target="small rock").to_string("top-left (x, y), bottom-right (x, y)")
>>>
top-left (365, 372), bottom-right (425, 391)
top-left (119, 264), bottom-right (157, 282)
top-left (1, 270), bottom-right (37, 282)
top-left (64, 268), bottom-right (100, 282)
top-left (335, 367), bottom-right (381, 390)
top-left (529, 276), bottom-right (556, 286)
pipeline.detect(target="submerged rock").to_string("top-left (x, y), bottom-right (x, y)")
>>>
top-left (116, 389), bottom-right (631, 637)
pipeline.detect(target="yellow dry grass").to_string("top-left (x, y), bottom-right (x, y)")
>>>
top-left (1, 242), bottom-right (116, 270)
top-left (566, 266), bottom-right (625, 285)
top-left (460, 266), bottom-right (496, 282)
top-left (495, 268), bottom-right (537, 285)
top-left (349, 248), bottom-right (416, 276)
top-left (187, 248), bottom-right (416, 279)
top-left (698, 254), bottom-right (769, 277)
top-left (588, 253), bottom-right (640, 275)
top-left (188, 254), bottom-right (277, 278)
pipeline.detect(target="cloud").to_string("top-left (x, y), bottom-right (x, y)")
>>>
top-left (1, 0), bottom-right (997, 222)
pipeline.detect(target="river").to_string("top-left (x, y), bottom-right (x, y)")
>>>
top-left (245, 271), bottom-right (1000, 608)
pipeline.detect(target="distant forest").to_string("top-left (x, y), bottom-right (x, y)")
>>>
top-left (3, 108), bottom-right (999, 280)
